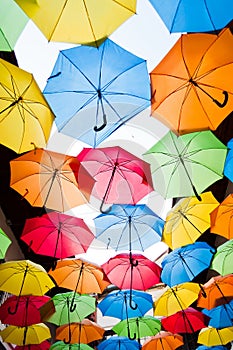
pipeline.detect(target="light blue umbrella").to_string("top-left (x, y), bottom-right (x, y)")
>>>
top-left (97, 336), bottom-right (141, 350)
top-left (196, 346), bottom-right (228, 350)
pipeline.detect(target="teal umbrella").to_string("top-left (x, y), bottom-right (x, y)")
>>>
top-left (0, 227), bottom-right (12, 259)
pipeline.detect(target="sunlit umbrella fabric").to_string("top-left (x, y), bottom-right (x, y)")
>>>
top-left (198, 326), bottom-right (233, 346)
top-left (0, 227), bottom-right (12, 259)
top-left (210, 239), bottom-right (233, 276)
top-left (210, 193), bottom-right (233, 239)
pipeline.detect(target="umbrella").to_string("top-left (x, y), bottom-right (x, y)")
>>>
top-left (161, 241), bottom-right (215, 286)
top-left (14, 1), bottom-right (136, 46)
top-left (43, 39), bottom-right (150, 147)
top-left (40, 291), bottom-right (96, 325)
top-left (0, 295), bottom-right (50, 326)
top-left (56, 319), bottom-right (105, 344)
top-left (162, 192), bottom-right (219, 249)
top-left (202, 301), bottom-right (233, 328)
top-left (0, 227), bottom-right (12, 259)
top-left (0, 58), bottom-right (54, 154)
top-left (197, 346), bottom-right (228, 350)
top-left (20, 211), bottom-right (95, 260)
top-left (197, 275), bottom-right (233, 309)
top-left (112, 315), bottom-right (161, 342)
top-left (224, 138), bottom-right (233, 184)
top-left (50, 342), bottom-right (93, 350)
top-left (97, 289), bottom-right (153, 320)
top-left (0, 260), bottom-right (55, 314)
top-left (154, 282), bottom-right (201, 317)
top-left (150, 28), bottom-right (233, 135)
top-left (0, 323), bottom-right (51, 346)
top-left (161, 307), bottom-right (209, 334)
top-left (197, 326), bottom-right (233, 346)
top-left (143, 130), bottom-right (227, 200)
top-left (10, 148), bottom-right (95, 212)
top-left (210, 239), bottom-right (233, 276)
top-left (141, 331), bottom-right (184, 350)
top-left (210, 193), bottom-right (233, 239)
top-left (94, 204), bottom-right (164, 252)
top-left (14, 340), bottom-right (51, 350)
top-left (76, 146), bottom-right (153, 213)
top-left (148, 0), bottom-right (233, 33)
top-left (97, 336), bottom-right (141, 350)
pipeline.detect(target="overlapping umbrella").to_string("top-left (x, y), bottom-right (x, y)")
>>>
top-left (0, 227), bottom-right (12, 259)
top-left (141, 331), bottom-right (184, 350)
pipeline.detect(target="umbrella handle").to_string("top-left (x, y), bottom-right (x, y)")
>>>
top-left (63, 337), bottom-right (71, 344)
top-left (100, 201), bottom-right (112, 214)
top-left (199, 284), bottom-right (207, 298)
top-left (8, 302), bottom-right (19, 315)
top-left (128, 332), bottom-right (137, 340)
top-left (129, 298), bottom-right (138, 310)
top-left (94, 113), bottom-right (107, 132)
top-left (213, 91), bottom-right (228, 108)
top-left (70, 299), bottom-right (77, 312)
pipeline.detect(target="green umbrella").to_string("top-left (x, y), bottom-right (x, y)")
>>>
top-left (210, 239), bottom-right (233, 276)
top-left (143, 130), bottom-right (227, 200)
top-left (0, 0), bottom-right (28, 51)
top-left (40, 292), bottom-right (96, 326)
top-left (112, 315), bottom-right (161, 343)
top-left (0, 227), bottom-right (12, 259)
top-left (50, 341), bottom-right (93, 350)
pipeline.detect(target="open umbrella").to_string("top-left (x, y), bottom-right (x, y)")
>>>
top-left (210, 239), bottom-right (233, 276)
top-left (197, 326), bottom-right (233, 346)
top-left (14, 340), bottom-right (51, 350)
top-left (98, 289), bottom-right (153, 320)
top-left (143, 130), bottom-right (227, 200)
top-left (196, 346), bottom-right (228, 350)
top-left (94, 204), bottom-right (164, 252)
top-left (210, 193), bottom-right (233, 239)
top-left (20, 211), bottom-right (95, 260)
top-left (0, 58), bottom-right (54, 154)
top-left (224, 138), bottom-right (233, 184)
top-left (10, 148), bottom-right (95, 212)
top-left (162, 192), bottom-right (219, 250)
top-left (0, 227), bottom-right (12, 259)
top-left (43, 38), bottom-right (150, 147)
top-left (76, 146), bottom-right (153, 213)
top-left (50, 341), bottom-right (93, 350)
top-left (14, 1), bottom-right (136, 46)
top-left (97, 336), bottom-right (141, 350)
top-left (141, 331), bottom-right (184, 350)
top-left (148, 0), bottom-right (233, 33)
top-left (202, 300), bottom-right (233, 328)
top-left (150, 28), bottom-right (233, 135)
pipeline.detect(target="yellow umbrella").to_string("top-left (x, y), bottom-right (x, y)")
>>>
top-left (0, 323), bottom-right (51, 346)
top-left (154, 282), bottom-right (201, 317)
top-left (14, 0), bottom-right (136, 46)
top-left (0, 58), bottom-right (54, 154)
top-left (197, 326), bottom-right (233, 346)
top-left (162, 192), bottom-right (219, 250)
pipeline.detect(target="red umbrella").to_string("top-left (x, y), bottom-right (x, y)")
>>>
top-left (75, 146), bottom-right (154, 213)
top-left (0, 295), bottom-right (51, 326)
top-left (20, 211), bottom-right (95, 259)
top-left (14, 341), bottom-right (51, 350)
top-left (161, 307), bottom-right (209, 334)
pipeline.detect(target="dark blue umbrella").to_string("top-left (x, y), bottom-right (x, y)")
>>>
top-left (202, 300), bottom-right (233, 328)
top-left (97, 336), bottom-right (141, 350)
top-left (148, 0), bottom-right (233, 33)
top-left (161, 241), bottom-right (215, 287)
top-left (43, 39), bottom-right (150, 147)
top-left (98, 289), bottom-right (153, 319)
top-left (94, 204), bottom-right (164, 252)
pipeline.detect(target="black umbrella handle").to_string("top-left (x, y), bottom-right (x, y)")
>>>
top-left (94, 113), bottom-right (107, 132)
top-left (213, 91), bottom-right (228, 108)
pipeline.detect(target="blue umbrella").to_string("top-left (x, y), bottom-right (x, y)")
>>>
top-left (196, 346), bottom-right (228, 350)
top-left (148, 0), bottom-right (233, 33)
top-left (97, 336), bottom-right (141, 350)
top-left (94, 204), bottom-right (164, 252)
top-left (161, 241), bottom-right (215, 287)
top-left (224, 138), bottom-right (233, 182)
top-left (98, 289), bottom-right (153, 319)
top-left (43, 38), bottom-right (150, 147)
top-left (202, 300), bottom-right (233, 328)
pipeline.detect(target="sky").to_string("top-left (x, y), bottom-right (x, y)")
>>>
top-left (13, 0), bottom-right (180, 265)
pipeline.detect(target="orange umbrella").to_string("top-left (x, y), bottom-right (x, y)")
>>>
top-left (210, 193), bottom-right (233, 239)
top-left (142, 331), bottom-right (183, 350)
top-left (197, 274), bottom-right (233, 310)
top-left (150, 28), bottom-right (233, 135)
top-left (10, 148), bottom-right (95, 212)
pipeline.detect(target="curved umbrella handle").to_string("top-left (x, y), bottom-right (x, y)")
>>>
top-left (128, 332), bottom-right (137, 340)
top-left (70, 299), bottom-right (77, 312)
top-left (129, 298), bottom-right (138, 310)
top-left (94, 113), bottom-right (107, 132)
top-left (63, 337), bottom-right (71, 344)
top-left (213, 91), bottom-right (228, 108)
top-left (100, 201), bottom-right (112, 214)
top-left (8, 303), bottom-right (18, 315)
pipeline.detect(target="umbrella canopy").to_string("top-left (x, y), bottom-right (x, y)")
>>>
top-left (43, 39), bottom-right (150, 147)
top-left (196, 346), bottom-right (228, 350)
top-left (50, 342), bottom-right (93, 350)
top-left (48, 258), bottom-right (110, 294)
top-left (224, 138), bottom-right (233, 184)
top-left (10, 148), bottom-right (94, 212)
top-left (97, 336), bottom-right (141, 350)
top-left (161, 241), bottom-right (215, 286)
top-left (150, 28), bottom-right (233, 135)
top-left (76, 146), bottom-right (153, 213)
top-left (40, 291), bottom-right (96, 326)
top-left (0, 323), bottom-right (51, 346)
top-left (141, 331), bottom-right (184, 350)
top-left (56, 319), bottom-right (105, 344)
top-left (202, 300), bottom-right (233, 328)
top-left (94, 204), bottom-right (164, 252)
top-left (14, 340), bottom-right (51, 350)
top-left (210, 239), bottom-right (233, 276)
top-left (197, 326), bottom-right (233, 346)
top-left (154, 282), bottom-right (201, 317)
top-left (148, 0), bottom-right (233, 33)
top-left (0, 295), bottom-right (50, 326)
top-left (0, 58), bottom-right (54, 154)
top-left (161, 307), bottom-right (209, 334)
top-left (0, 227), bottom-right (12, 259)
top-left (162, 192), bottom-right (219, 250)
top-left (143, 130), bottom-right (227, 199)
top-left (210, 193), bottom-right (233, 239)
top-left (14, 1), bottom-right (136, 46)
top-left (20, 211), bottom-right (95, 259)
top-left (98, 289), bottom-right (153, 320)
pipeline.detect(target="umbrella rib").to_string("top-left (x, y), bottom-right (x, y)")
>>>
top-left (46, 0), bottom-right (69, 42)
